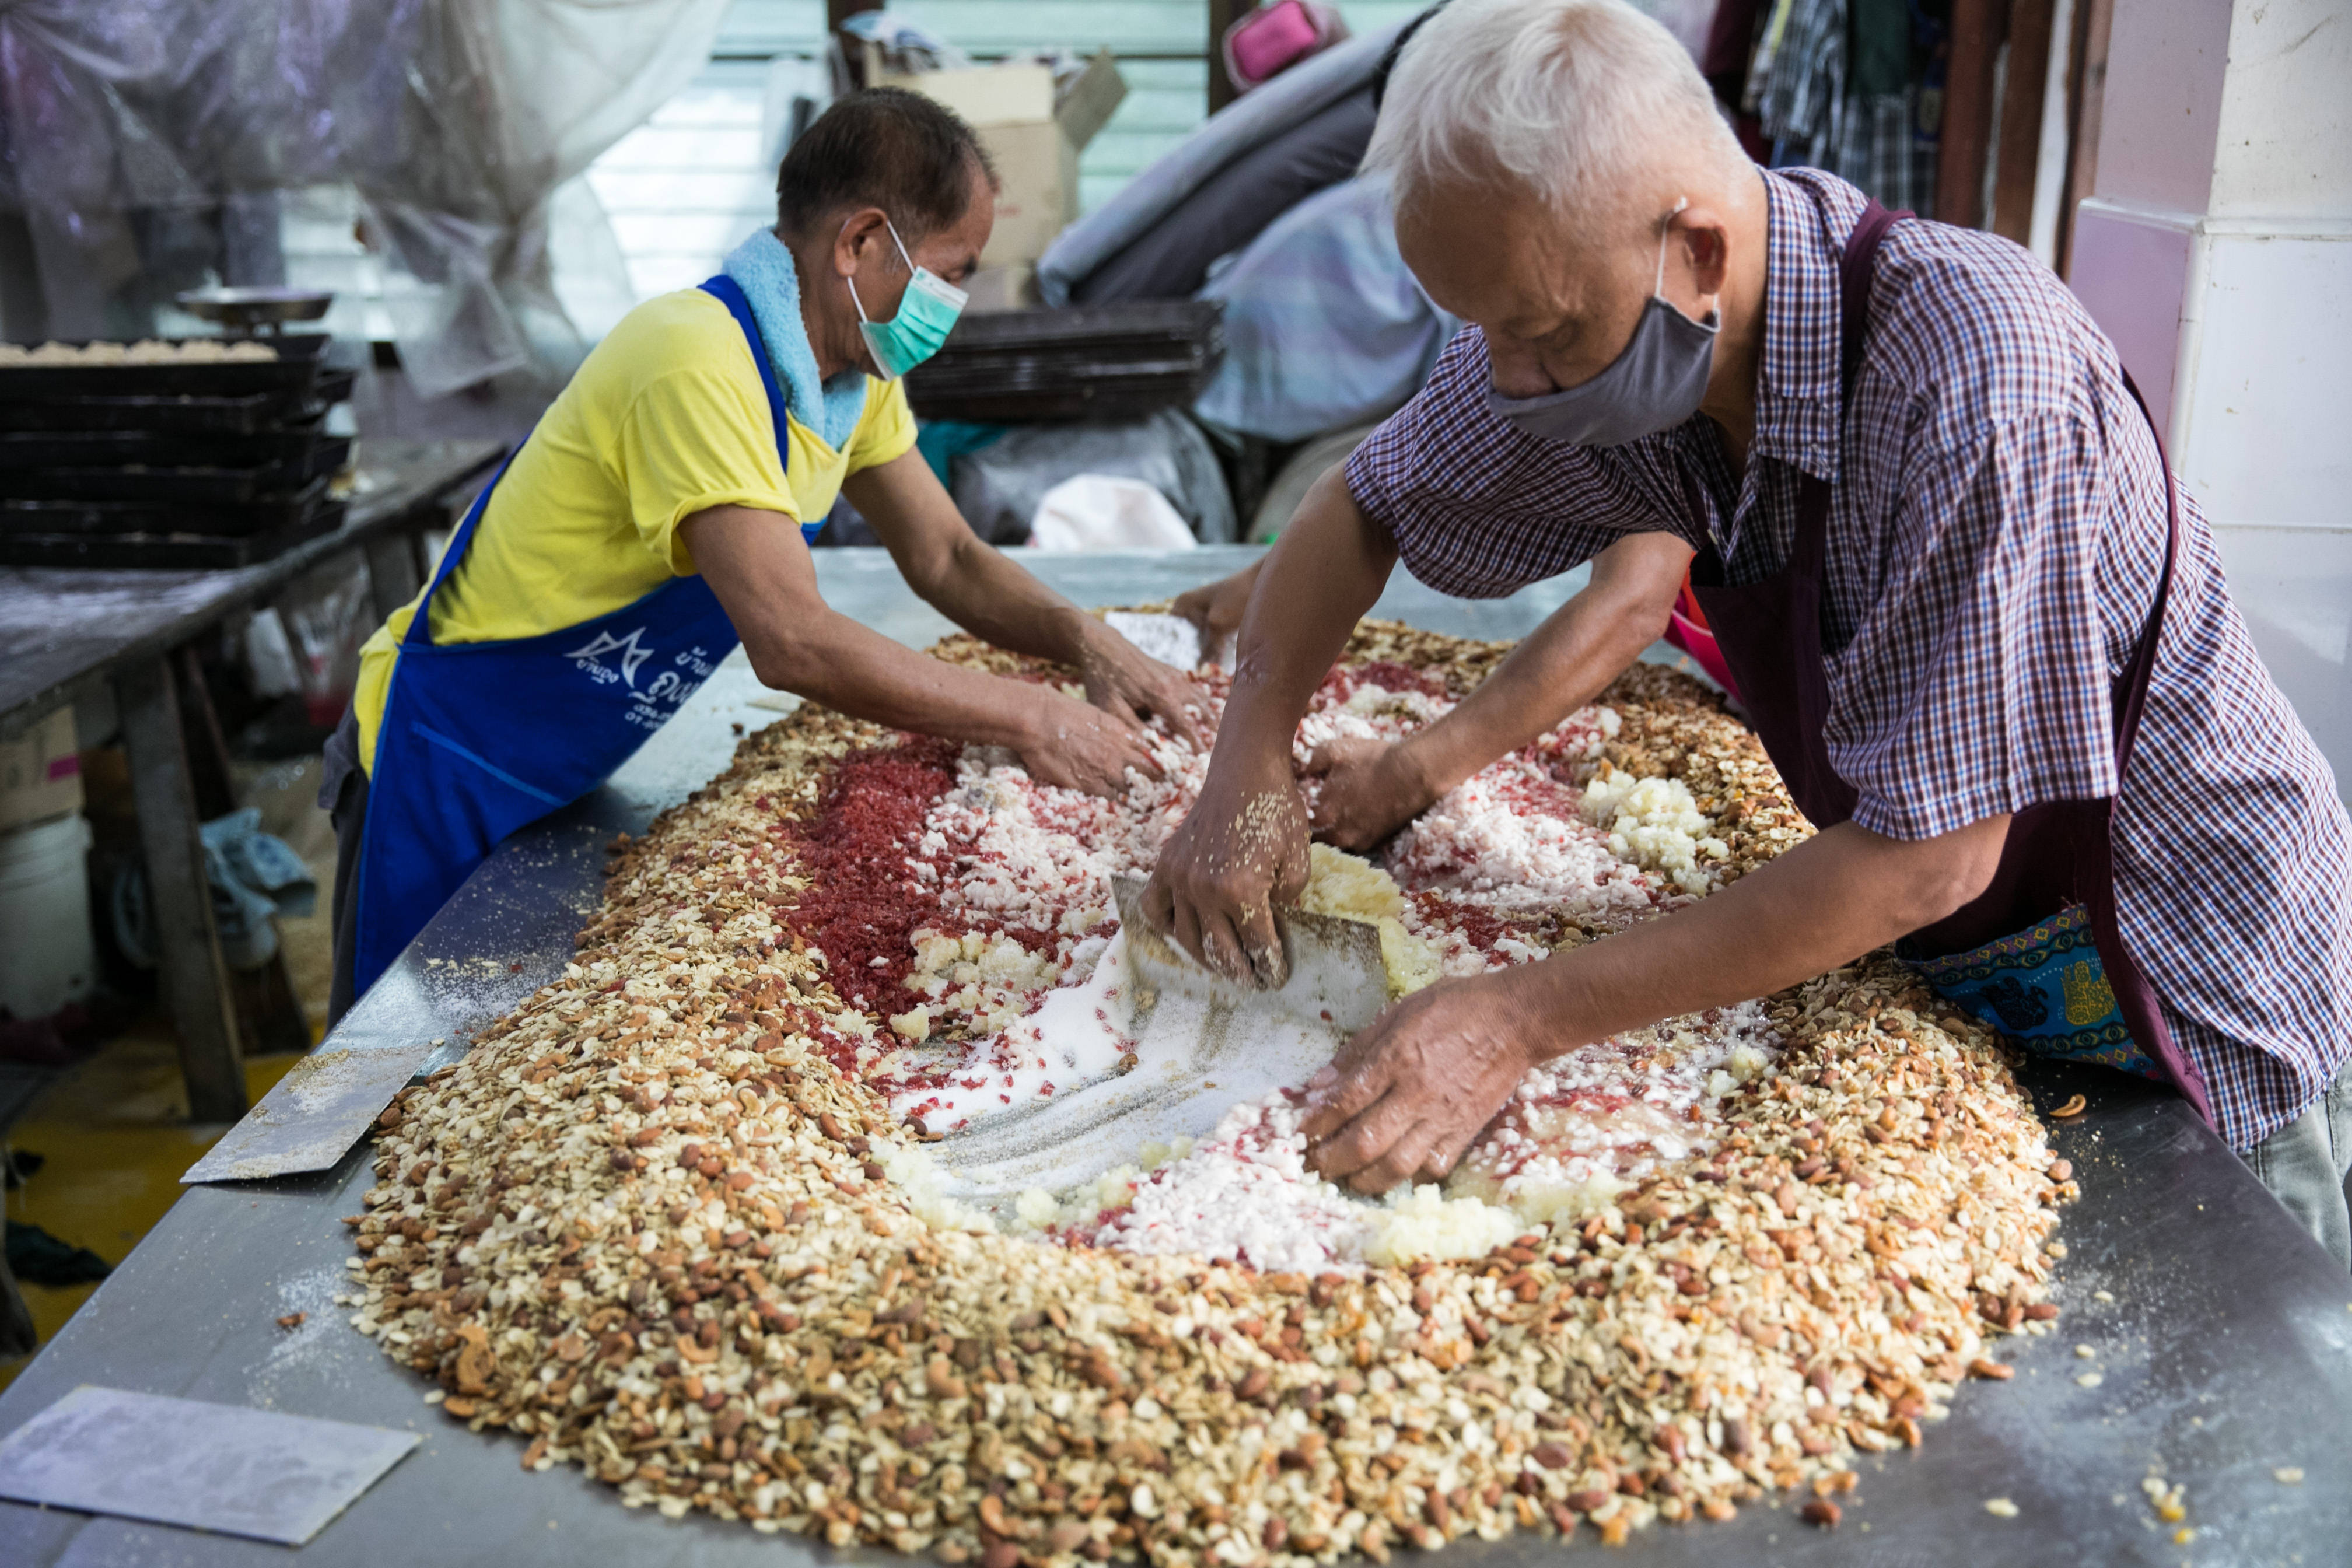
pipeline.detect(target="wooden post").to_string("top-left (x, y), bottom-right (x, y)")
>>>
top-left (1936, 0), bottom-right (2012, 229)
top-left (117, 656), bottom-right (247, 1124)
top-left (173, 645), bottom-right (237, 821)
top-left (1990, 0), bottom-right (2058, 243)
top-left (363, 530), bottom-right (422, 626)
top-left (1209, 0), bottom-right (1248, 116)
top-left (2055, 0), bottom-right (2115, 278)
top-left (169, 645), bottom-right (313, 1058)
top-left (829, 0), bottom-right (864, 89)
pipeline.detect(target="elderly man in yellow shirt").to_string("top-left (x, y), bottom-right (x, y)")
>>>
top-left (321, 88), bottom-right (1202, 1021)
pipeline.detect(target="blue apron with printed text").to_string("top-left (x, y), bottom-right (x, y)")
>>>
top-left (351, 275), bottom-right (815, 996)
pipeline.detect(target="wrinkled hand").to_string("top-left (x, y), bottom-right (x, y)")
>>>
top-left (1300, 973), bottom-right (1548, 1194)
top-left (1171, 565), bottom-right (1255, 660)
top-left (1018, 690), bottom-right (1162, 799)
top-left (1078, 618), bottom-right (1209, 750)
top-left (1304, 736), bottom-right (1438, 851)
top-left (1142, 757), bottom-right (1311, 986)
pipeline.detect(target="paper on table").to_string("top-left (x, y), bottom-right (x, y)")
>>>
top-left (0, 1385), bottom-right (419, 1545)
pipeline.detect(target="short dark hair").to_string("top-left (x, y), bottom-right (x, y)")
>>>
top-left (775, 88), bottom-right (996, 243)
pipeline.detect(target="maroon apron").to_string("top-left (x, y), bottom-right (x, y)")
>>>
top-left (1685, 201), bottom-right (2216, 1130)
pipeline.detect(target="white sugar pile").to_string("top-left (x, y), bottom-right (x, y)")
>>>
top-left (1102, 610), bottom-right (1214, 672)
top-left (863, 673), bottom-right (1778, 1268)
top-left (1084, 1096), bottom-right (1524, 1275)
top-left (1091, 1097), bottom-right (1371, 1274)
top-left (1450, 1001), bottom-right (1782, 1222)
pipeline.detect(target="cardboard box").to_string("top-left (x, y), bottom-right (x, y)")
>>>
top-left (0, 706), bottom-right (82, 831)
top-left (876, 51), bottom-right (1127, 270)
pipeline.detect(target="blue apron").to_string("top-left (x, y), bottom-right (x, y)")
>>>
top-left (351, 275), bottom-right (817, 996)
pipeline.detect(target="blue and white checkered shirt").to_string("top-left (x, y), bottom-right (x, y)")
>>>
top-left (1345, 167), bottom-right (2352, 1153)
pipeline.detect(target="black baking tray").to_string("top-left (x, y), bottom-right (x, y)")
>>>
top-left (0, 466), bottom-right (278, 505)
top-left (0, 502), bottom-right (348, 568)
top-left (0, 334), bottom-right (331, 401)
top-left (0, 365), bottom-right (356, 435)
top-left (0, 476), bottom-right (331, 537)
top-left (904, 301), bottom-right (1223, 424)
top-left (0, 430), bottom-right (350, 475)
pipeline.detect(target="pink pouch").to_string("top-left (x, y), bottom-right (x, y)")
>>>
top-left (1223, 1), bottom-right (1349, 93)
top-left (1664, 607), bottom-right (1740, 699)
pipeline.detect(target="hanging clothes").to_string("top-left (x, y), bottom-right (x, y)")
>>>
top-left (1749, 0), bottom-right (1942, 215)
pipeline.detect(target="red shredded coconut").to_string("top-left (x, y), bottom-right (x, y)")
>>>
top-left (782, 736), bottom-right (960, 1022)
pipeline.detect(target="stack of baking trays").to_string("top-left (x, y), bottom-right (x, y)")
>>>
top-left (904, 300), bottom-right (1223, 422)
top-left (0, 336), bottom-right (356, 569)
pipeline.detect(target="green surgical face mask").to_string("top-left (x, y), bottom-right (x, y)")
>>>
top-left (844, 216), bottom-right (967, 381)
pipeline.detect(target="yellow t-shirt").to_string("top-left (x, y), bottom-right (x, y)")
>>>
top-left (354, 288), bottom-right (915, 772)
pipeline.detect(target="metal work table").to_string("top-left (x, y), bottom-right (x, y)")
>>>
top-left (0, 439), bottom-right (505, 1120)
top-left (4, 548), bottom-right (2346, 1565)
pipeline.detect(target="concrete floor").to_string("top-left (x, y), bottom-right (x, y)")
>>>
top-left (0, 750), bottom-right (342, 1391)
top-left (1, 1028), bottom-right (308, 1391)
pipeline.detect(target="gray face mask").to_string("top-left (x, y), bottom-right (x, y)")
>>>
top-left (1485, 204), bottom-right (1719, 448)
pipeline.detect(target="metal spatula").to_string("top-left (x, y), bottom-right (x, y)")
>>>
top-left (925, 876), bottom-right (1388, 1203)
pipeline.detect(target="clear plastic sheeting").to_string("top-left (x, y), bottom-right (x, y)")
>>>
top-left (0, 0), bottom-right (730, 397)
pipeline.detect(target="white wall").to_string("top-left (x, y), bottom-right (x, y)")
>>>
top-left (2067, 0), bottom-right (2352, 793)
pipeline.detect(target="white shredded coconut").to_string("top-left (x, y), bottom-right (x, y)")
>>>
top-left (1580, 765), bottom-right (1731, 896)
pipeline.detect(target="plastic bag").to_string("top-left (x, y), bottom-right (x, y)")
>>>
top-left (276, 560), bottom-right (371, 729)
top-left (951, 410), bottom-right (1236, 547)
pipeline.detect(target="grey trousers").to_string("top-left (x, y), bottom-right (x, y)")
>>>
top-left (2244, 1053), bottom-right (2352, 1270)
top-left (318, 710), bottom-right (368, 1030)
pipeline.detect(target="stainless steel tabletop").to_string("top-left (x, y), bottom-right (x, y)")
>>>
top-left (5, 548), bottom-right (2347, 1566)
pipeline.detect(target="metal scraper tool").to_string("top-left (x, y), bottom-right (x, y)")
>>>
top-left (181, 1041), bottom-right (438, 1184)
top-left (1110, 873), bottom-right (1392, 1035)
top-left (927, 875), bottom-right (1389, 1201)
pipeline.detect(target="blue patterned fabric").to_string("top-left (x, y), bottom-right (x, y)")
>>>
top-left (1195, 176), bottom-right (1461, 443)
top-left (1898, 905), bottom-right (2160, 1079)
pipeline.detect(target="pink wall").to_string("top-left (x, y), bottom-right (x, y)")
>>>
top-left (2092, 0), bottom-right (2230, 214)
top-left (2067, 207), bottom-right (2190, 437)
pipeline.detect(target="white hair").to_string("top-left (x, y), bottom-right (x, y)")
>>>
top-left (1365, 0), bottom-right (1744, 235)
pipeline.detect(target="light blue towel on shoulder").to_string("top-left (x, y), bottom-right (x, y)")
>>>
top-left (720, 229), bottom-right (870, 451)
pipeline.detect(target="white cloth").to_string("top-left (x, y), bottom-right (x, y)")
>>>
top-left (1028, 476), bottom-right (1197, 552)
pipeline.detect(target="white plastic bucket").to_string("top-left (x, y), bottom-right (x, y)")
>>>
top-left (0, 810), bottom-right (97, 1019)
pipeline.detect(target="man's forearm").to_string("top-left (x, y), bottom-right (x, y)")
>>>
top-left (1399, 577), bottom-right (1668, 795)
top-left (919, 535), bottom-right (1099, 666)
top-left (752, 603), bottom-right (1045, 747)
top-left (681, 502), bottom-right (1046, 748)
top-left (1500, 815), bottom-right (2011, 1052)
top-left (1212, 472), bottom-right (1396, 771)
top-left (844, 453), bottom-right (1098, 666)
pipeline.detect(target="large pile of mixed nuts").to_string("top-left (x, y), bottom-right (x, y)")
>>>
top-left (346, 622), bottom-right (2071, 1561)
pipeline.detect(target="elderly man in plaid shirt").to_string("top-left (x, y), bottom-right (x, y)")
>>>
top-left (1144, 0), bottom-right (2352, 1264)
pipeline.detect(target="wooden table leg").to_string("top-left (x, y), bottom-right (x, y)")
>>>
top-left (116, 656), bottom-right (248, 1124)
top-left (363, 529), bottom-right (422, 626)
top-left (172, 646), bottom-right (312, 1058)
